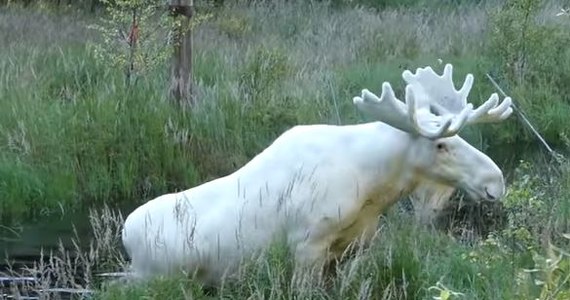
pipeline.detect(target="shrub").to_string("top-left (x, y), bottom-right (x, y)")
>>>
top-left (486, 0), bottom-right (570, 146)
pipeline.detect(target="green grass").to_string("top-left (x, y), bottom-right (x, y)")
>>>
top-left (1, 0), bottom-right (570, 298)
top-left (90, 205), bottom-right (567, 299)
top-left (1, 0), bottom-right (567, 223)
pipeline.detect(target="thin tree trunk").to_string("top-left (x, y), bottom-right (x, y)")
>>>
top-left (126, 8), bottom-right (138, 86)
top-left (90, 0), bottom-right (98, 13)
top-left (168, 0), bottom-right (194, 106)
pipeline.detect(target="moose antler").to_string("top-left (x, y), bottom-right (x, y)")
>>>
top-left (353, 81), bottom-right (472, 139)
top-left (402, 64), bottom-right (513, 125)
top-left (353, 63), bottom-right (512, 139)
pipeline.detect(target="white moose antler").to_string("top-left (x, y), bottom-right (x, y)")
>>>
top-left (402, 64), bottom-right (513, 126)
top-left (353, 81), bottom-right (473, 139)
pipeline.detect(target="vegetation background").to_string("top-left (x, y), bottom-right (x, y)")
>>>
top-left (0, 0), bottom-right (570, 299)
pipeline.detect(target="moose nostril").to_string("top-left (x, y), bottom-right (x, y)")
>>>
top-left (485, 188), bottom-right (496, 200)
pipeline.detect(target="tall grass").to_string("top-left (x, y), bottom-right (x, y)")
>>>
top-left (2, 0), bottom-right (566, 224)
top-left (1, 0), bottom-right (570, 298)
top-left (3, 168), bottom-right (570, 299)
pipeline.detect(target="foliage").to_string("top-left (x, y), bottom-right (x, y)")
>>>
top-left (486, 0), bottom-right (570, 145)
top-left (0, 0), bottom-right (567, 224)
top-left (460, 157), bottom-right (570, 299)
top-left (501, 160), bottom-right (549, 251)
top-left (524, 237), bottom-right (570, 300)
top-left (1, 0), bottom-right (568, 230)
top-left (86, 0), bottom-right (211, 87)
top-left (88, 0), bottom-right (172, 84)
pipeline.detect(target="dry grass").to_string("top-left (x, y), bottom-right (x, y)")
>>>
top-left (1, 205), bottom-right (126, 299)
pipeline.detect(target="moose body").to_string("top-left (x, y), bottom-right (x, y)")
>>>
top-left (121, 64), bottom-right (513, 284)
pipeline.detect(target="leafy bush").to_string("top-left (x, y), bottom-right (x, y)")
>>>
top-left (501, 161), bottom-right (549, 251)
top-left (486, 0), bottom-right (570, 146)
top-left (523, 237), bottom-right (570, 300)
top-left (88, 0), bottom-right (172, 83)
top-left (455, 157), bottom-right (570, 299)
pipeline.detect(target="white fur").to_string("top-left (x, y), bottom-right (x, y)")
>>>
top-left (121, 64), bottom-right (512, 285)
top-left (409, 181), bottom-right (457, 226)
top-left (121, 123), bottom-right (505, 284)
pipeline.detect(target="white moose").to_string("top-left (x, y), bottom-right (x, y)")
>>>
top-left (121, 64), bottom-right (513, 285)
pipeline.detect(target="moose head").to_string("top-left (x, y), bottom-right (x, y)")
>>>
top-left (353, 64), bottom-right (513, 203)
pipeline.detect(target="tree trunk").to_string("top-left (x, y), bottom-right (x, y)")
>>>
top-left (168, 0), bottom-right (194, 106)
top-left (126, 7), bottom-right (140, 86)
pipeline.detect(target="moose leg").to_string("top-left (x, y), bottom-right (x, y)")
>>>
top-left (292, 240), bottom-right (333, 281)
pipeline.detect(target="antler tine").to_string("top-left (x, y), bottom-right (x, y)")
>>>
top-left (353, 81), bottom-right (473, 140)
top-left (402, 64), bottom-right (470, 115)
top-left (353, 82), bottom-right (417, 134)
top-left (467, 93), bottom-right (514, 124)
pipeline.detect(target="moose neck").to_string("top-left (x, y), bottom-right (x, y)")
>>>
top-left (355, 122), bottom-right (426, 206)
